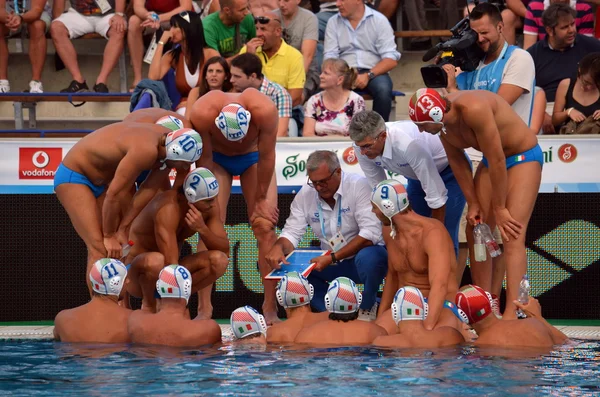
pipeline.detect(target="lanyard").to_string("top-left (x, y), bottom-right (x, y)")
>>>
top-left (474, 41), bottom-right (508, 90)
top-left (317, 195), bottom-right (342, 240)
top-left (14, 0), bottom-right (20, 14)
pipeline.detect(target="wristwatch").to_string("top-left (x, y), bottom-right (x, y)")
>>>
top-left (330, 252), bottom-right (339, 264)
top-left (367, 71), bottom-right (376, 80)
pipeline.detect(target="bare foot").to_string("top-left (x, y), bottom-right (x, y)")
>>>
top-left (196, 306), bottom-right (213, 320)
top-left (263, 311), bottom-right (282, 326)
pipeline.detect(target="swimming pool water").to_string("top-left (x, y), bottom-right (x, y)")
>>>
top-left (0, 340), bottom-right (599, 396)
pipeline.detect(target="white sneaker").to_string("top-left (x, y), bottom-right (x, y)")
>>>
top-left (357, 301), bottom-right (379, 322)
top-left (0, 80), bottom-right (10, 93)
top-left (28, 80), bottom-right (43, 93)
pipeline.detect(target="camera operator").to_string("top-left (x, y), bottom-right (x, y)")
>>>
top-left (444, 3), bottom-right (535, 125)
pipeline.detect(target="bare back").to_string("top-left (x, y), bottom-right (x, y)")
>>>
top-left (443, 91), bottom-right (538, 156)
top-left (295, 319), bottom-right (387, 346)
top-left (267, 312), bottom-right (329, 344)
top-left (373, 326), bottom-right (463, 348)
top-left (54, 300), bottom-right (131, 343)
top-left (128, 311), bottom-right (222, 347)
top-left (476, 318), bottom-right (555, 348)
top-left (189, 89), bottom-right (278, 157)
top-left (123, 109), bottom-right (191, 128)
top-left (62, 123), bottom-right (166, 185)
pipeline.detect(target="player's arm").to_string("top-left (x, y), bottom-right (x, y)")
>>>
top-left (154, 205), bottom-right (182, 264)
top-left (190, 97), bottom-right (215, 169)
top-left (191, 204), bottom-right (230, 255)
top-left (255, 100), bottom-right (278, 202)
top-left (378, 264), bottom-right (398, 316)
top-left (422, 228), bottom-right (451, 330)
top-left (440, 137), bottom-right (476, 205)
top-left (513, 298), bottom-right (568, 344)
top-left (268, 193), bottom-right (308, 268)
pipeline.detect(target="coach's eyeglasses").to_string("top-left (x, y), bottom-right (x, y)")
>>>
top-left (307, 168), bottom-right (339, 188)
top-left (355, 130), bottom-right (385, 151)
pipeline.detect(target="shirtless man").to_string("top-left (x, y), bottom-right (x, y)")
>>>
top-left (373, 286), bottom-right (464, 348)
top-left (456, 285), bottom-right (567, 348)
top-left (408, 88), bottom-right (543, 319)
top-left (128, 265), bottom-right (222, 347)
top-left (295, 277), bottom-right (387, 346)
top-left (54, 121), bottom-right (203, 277)
top-left (190, 89), bottom-right (280, 324)
top-left (230, 305), bottom-right (268, 346)
top-left (54, 259), bottom-right (131, 343)
top-left (267, 272), bottom-right (329, 344)
top-left (370, 180), bottom-right (461, 335)
top-left (125, 168), bottom-right (229, 314)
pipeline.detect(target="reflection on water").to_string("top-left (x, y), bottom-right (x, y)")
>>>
top-left (0, 340), bottom-right (598, 396)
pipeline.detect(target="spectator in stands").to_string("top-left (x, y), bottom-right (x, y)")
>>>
top-left (552, 52), bottom-right (600, 133)
top-left (196, 0), bottom-right (221, 19)
top-left (127, 0), bottom-right (194, 89)
top-left (465, 0), bottom-right (529, 45)
top-left (203, 0), bottom-right (255, 60)
top-left (50, 0), bottom-right (127, 93)
top-left (315, 0), bottom-right (338, 70)
top-left (240, 11), bottom-right (306, 107)
top-left (304, 58), bottom-right (365, 137)
top-left (148, 11), bottom-right (208, 115)
top-left (324, 0), bottom-right (400, 121)
top-left (230, 52), bottom-right (293, 137)
top-left (0, 0), bottom-right (51, 93)
top-left (185, 56), bottom-right (232, 117)
top-left (527, 3), bottom-right (600, 133)
top-left (275, 0), bottom-right (319, 99)
top-left (523, 0), bottom-right (593, 50)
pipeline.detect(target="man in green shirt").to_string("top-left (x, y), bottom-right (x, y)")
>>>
top-left (203, 0), bottom-right (256, 60)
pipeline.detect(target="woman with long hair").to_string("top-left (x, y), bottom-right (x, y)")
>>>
top-left (303, 58), bottom-right (366, 137)
top-left (149, 11), bottom-right (208, 115)
top-left (184, 56), bottom-right (232, 118)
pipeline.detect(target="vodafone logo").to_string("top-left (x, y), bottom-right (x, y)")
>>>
top-left (19, 147), bottom-right (62, 179)
top-left (558, 144), bottom-right (577, 163)
top-left (342, 147), bottom-right (358, 166)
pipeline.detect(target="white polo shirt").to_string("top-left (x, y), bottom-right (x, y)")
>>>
top-left (278, 171), bottom-right (383, 251)
top-left (355, 121), bottom-right (449, 209)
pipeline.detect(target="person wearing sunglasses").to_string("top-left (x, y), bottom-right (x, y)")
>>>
top-left (202, 0), bottom-right (256, 60)
top-left (266, 150), bottom-right (388, 322)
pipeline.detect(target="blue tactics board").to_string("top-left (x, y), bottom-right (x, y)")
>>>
top-left (264, 250), bottom-right (328, 280)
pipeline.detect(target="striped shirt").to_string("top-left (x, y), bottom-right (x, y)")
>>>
top-left (259, 77), bottom-right (292, 118)
top-left (524, 0), bottom-right (594, 40)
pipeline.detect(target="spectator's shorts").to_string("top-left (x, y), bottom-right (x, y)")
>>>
top-left (458, 159), bottom-right (503, 244)
top-left (54, 8), bottom-right (115, 39)
top-left (3, 10), bottom-right (51, 36)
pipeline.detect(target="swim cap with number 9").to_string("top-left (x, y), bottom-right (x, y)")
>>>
top-left (156, 264), bottom-right (192, 303)
top-left (408, 88), bottom-right (446, 124)
top-left (164, 128), bottom-right (203, 163)
top-left (183, 167), bottom-right (219, 203)
top-left (215, 103), bottom-right (251, 141)
top-left (371, 179), bottom-right (409, 219)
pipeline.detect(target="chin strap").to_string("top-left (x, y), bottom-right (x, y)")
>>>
top-left (159, 160), bottom-right (167, 171)
top-left (390, 224), bottom-right (397, 239)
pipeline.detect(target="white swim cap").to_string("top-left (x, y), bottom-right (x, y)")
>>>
top-left (276, 271), bottom-right (314, 309)
top-left (156, 115), bottom-right (184, 131)
top-left (215, 103), bottom-right (251, 142)
top-left (183, 167), bottom-right (219, 203)
top-left (391, 286), bottom-right (426, 324)
top-left (324, 277), bottom-right (362, 314)
top-left (156, 264), bottom-right (192, 303)
top-left (89, 258), bottom-right (128, 297)
top-left (164, 128), bottom-right (203, 163)
top-left (230, 306), bottom-right (267, 339)
top-left (372, 179), bottom-right (409, 238)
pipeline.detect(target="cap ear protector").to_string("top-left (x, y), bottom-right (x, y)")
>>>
top-left (275, 271), bottom-right (314, 308)
top-left (324, 277), bottom-right (362, 314)
top-left (89, 258), bottom-right (128, 296)
top-left (156, 264), bottom-right (193, 303)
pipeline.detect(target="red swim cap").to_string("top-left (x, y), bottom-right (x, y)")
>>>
top-left (455, 284), bottom-right (492, 325)
top-left (408, 88), bottom-right (446, 124)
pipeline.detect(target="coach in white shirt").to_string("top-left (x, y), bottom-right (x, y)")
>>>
top-left (266, 150), bottom-right (387, 320)
top-left (349, 110), bottom-right (466, 256)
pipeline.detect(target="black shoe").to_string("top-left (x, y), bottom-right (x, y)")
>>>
top-left (93, 83), bottom-right (109, 93)
top-left (60, 80), bottom-right (89, 93)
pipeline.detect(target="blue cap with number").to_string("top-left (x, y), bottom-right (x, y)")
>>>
top-left (89, 258), bottom-right (128, 297)
top-left (156, 265), bottom-right (192, 303)
top-left (183, 167), bottom-right (219, 203)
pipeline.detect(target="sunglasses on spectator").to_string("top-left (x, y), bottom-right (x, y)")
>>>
top-left (254, 16), bottom-right (281, 25)
top-left (179, 11), bottom-right (191, 23)
top-left (307, 168), bottom-right (339, 188)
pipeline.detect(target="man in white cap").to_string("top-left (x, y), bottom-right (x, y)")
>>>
top-left (230, 305), bottom-right (268, 346)
top-left (190, 89), bottom-right (281, 324)
top-left (373, 286), bottom-right (464, 348)
top-left (370, 179), bottom-right (462, 335)
top-left (267, 272), bottom-right (329, 344)
top-left (54, 258), bottom-right (132, 343)
top-left (128, 265), bottom-right (222, 347)
top-left (295, 277), bottom-right (387, 345)
top-left (125, 167), bottom-right (230, 316)
top-left (54, 120), bottom-right (203, 283)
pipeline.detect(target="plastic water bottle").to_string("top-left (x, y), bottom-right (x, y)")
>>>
top-left (517, 274), bottom-right (530, 319)
top-left (474, 223), bottom-right (502, 261)
top-left (121, 241), bottom-right (134, 260)
top-left (473, 226), bottom-right (487, 262)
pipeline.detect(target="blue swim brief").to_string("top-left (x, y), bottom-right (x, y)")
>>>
top-left (481, 144), bottom-right (544, 170)
top-left (135, 170), bottom-right (151, 189)
top-left (54, 162), bottom-right (106, 198)
top-left (213, 151), bottom-right (259, 177)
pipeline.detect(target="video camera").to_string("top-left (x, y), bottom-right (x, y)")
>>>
top-left (420, 14), bottom-right (485, 88)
